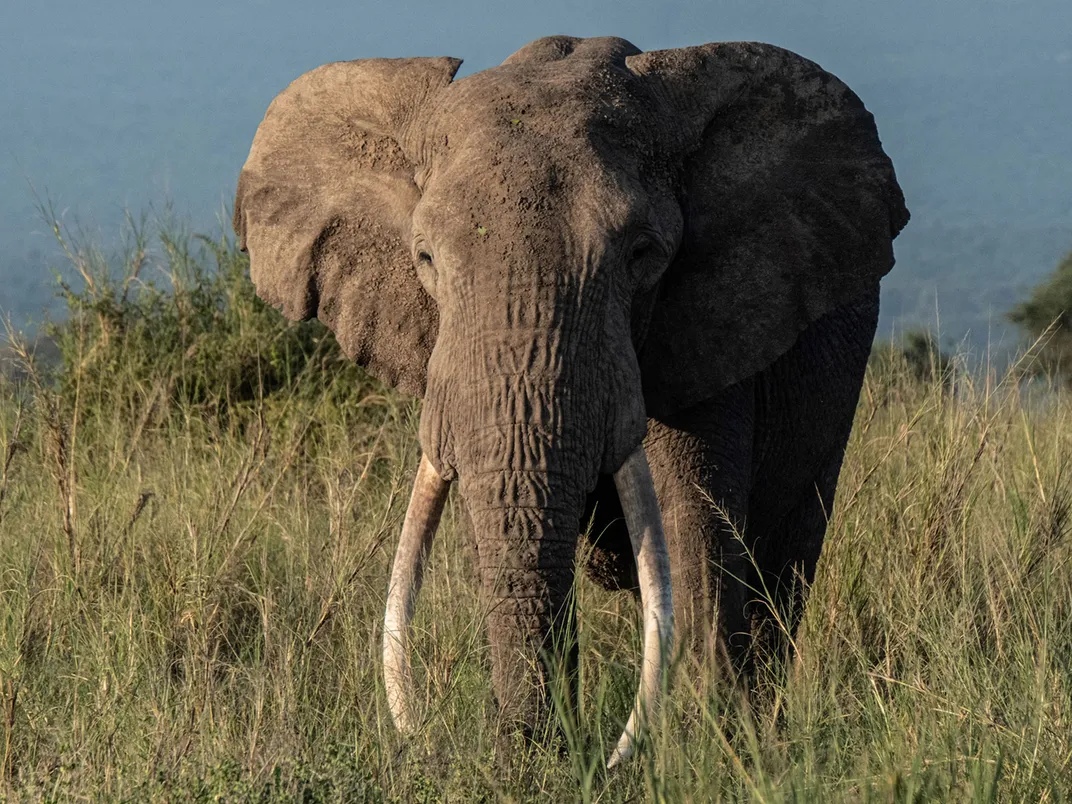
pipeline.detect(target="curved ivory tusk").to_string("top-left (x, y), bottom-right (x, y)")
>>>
top-left (607, 445), bottom-right (675, 769)
top-left (383, 454), bottom-right (450, 733)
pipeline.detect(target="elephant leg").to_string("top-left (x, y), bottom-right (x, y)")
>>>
top-left (643, 379), bottom-right (755, 675)
top-left (746, 289), bottom-right (879, 668)
top-left (746, 450), bottom-right (843, 669)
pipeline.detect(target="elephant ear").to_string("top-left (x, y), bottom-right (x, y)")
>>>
top-left (233, 56), bottom-right (462, 397)
top-left (627, 43), bottom-right (909, 418)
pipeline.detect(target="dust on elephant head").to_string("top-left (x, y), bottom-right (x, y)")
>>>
top-left (233, 35), bottom-right (908, 764)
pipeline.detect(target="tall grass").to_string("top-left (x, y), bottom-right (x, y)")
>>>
top-left (0, 217), bottom-right (1069, 801)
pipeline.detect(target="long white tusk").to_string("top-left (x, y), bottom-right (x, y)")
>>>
top-left (383, 454), bottom-right (450, 733)
top-left (607, 445), bottom-right (675, 769)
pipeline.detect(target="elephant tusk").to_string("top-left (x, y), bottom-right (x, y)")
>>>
top-left (607, 445), bottom-right (675, 769)
top-left (383, 453), bottom-right (451, 733)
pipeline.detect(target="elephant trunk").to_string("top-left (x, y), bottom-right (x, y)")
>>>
top-left (462, 458), bottom-right (588, 735)
top-left (463, 444), bottom-right (674, 764)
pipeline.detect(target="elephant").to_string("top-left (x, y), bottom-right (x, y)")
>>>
top-left (233, 35), bottom-right (909, 765)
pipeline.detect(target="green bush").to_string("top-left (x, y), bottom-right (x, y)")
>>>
top-left (869, 329), bottom-right (954, 387)
top-left (1008, 247), bottom-right (1072, 381)
top-left (37, 211), bottom-right (378, 428)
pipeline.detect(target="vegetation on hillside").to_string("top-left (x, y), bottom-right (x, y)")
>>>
top-left (33, 211), bottom-right (374, 419)
top-left (1009, 248), bottom-right (1072, 384)
top-left (868, 329), bottom-right (955, 392)
top-left (0, 218), bottom-right (1070, 800)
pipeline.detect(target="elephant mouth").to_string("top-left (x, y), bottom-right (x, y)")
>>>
top-left (381, 444), bottom-right (674, 768)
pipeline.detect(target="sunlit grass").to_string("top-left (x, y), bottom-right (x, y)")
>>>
top-left (0, 218), bottom-right (1069, 800)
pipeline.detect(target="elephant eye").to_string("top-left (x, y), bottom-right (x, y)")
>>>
top-left (629, 234), bottom-right (668, 293)
top-left (414, 249), bottom-right (438, 298)
top-left (630, 239), bottom-right (653, 263)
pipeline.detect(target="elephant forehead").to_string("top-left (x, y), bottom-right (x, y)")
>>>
top-left (413, 75), bottom-right (662, 234)
top-left (422, 59), bottom-right (658, 160)
top-left (413, 143), bottom-right (638, 264)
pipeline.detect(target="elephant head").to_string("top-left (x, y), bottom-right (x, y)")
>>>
top-left (233, 36), bottom-right (908, 763)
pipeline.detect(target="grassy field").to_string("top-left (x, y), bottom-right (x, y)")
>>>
top-left (0, 223), bottom-right (1070, 801)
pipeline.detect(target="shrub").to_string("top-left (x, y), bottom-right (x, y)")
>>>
top-left (1008, 247), bottom-right (1072, 381)
top-left (866, 329), bottom-right (956, 416)
top-left (31, 210), bottom-right (380, 428)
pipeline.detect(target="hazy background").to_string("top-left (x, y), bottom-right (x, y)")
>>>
top-left (3, 0), bottom-right (1070, 352)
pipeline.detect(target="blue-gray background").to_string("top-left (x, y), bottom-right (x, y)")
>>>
top-left (3, 0), bottom-right (1071, 351)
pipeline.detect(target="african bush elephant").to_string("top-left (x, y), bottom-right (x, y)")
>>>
top-left (233, 35), bottom-right (908, 765)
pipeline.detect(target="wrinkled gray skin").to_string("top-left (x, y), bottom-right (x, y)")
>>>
top-left (234, 36), bottom-right (908, 740)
